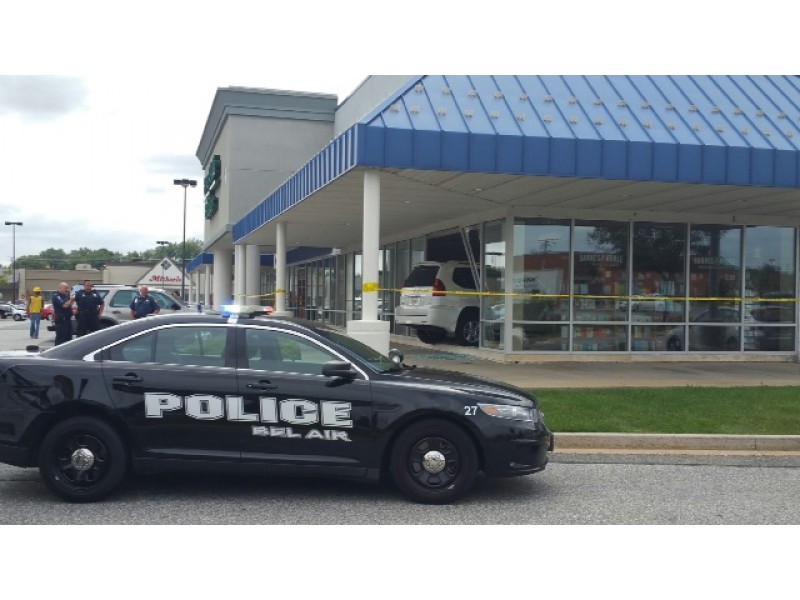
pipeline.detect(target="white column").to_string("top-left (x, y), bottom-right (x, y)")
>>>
top-left (189, 272), bottom-right (198, 306)
top-left (212, 250), bottom-right (232, 309)
top-left (347, 170), bottom-right (390, 354)
top-left (203, 264), bottom-right (212, 308)
top-left (245, 244), bottom-right (261, 306)
top-left (234, 244), bottom-right (246, 305)
top-left (272, 221), bottom-right (292, 317)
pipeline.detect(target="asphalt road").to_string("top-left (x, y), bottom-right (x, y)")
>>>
top-left (1, 454), bottom-right (798, 524)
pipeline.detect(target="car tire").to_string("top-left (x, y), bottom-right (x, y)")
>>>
top-left (13, 314), bottom-right (22, 321)
top-left (455, 309), bottom-right (480, 346)
top-left (390, 419), bottom-right (478, 504)
top-left (38, 417), bottom-right (127, 503)
top-left (416, 328), bottom-right (446, 344)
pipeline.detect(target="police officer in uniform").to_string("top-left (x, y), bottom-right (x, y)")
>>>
top-left (130, 285), bottom-right (160, 319)
top-left (51, 282), bottom-right (75, 346)
top-left (74, 280), bottom-right (105, 337)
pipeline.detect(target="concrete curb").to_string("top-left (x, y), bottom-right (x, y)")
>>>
top-left (555, 433), bottom-right (800, 452)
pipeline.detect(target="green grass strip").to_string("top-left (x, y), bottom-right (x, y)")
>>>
top-left (534, 386), bottom-right (800, 435)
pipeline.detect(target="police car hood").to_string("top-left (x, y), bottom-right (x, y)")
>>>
top-left (388, 366), bottom-right (536, 405)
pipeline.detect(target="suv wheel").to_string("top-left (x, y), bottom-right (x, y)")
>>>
top-left (455, 310), bottom-right (480, 346)
top-left (416, 328), bottom-right (446, 344)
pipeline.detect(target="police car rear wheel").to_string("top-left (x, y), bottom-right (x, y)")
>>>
top-left (38, 417), bottom-right (127, 503)
top-left (390, 419), bottom-right (478, 504)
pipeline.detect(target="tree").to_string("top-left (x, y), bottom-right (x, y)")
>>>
top-left (11, 239), bottom-right (204, 272)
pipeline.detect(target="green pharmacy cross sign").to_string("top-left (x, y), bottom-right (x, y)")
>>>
top-left (204, 154), bottom-right (221, 219)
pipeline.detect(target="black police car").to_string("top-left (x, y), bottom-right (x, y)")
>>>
top-left (0, 314), bottom-right (553, 504)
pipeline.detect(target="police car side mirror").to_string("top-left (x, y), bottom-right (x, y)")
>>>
top-left (388, 348), bottom-right (404, 365)
top-left (322, 360), bottom-right (358, 379)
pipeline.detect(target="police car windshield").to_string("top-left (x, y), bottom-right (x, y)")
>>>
top-left (320, 330), bottom-right (396, 372)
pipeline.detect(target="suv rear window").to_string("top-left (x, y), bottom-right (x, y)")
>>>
top-left (403, 266), bottom-right (439, 287)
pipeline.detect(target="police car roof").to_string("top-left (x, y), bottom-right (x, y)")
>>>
top-left (41, 312), bottom-right (335, 360)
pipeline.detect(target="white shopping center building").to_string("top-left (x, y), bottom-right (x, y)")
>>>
top-left (187, 75), bottom-right (800, 360)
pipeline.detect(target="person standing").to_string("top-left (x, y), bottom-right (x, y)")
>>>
top-left (27, 286), bottom-right (44, 339)
top-left (74, 280), bottom-right (105, 337)
top-left (130, 285), bottom-right (161, 319)
top-left (51, 282), bottom-right (75, 346)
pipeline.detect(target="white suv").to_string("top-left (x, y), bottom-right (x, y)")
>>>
top-left (395, 261), bottom-right (480, 346)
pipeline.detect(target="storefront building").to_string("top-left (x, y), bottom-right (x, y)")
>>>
top-left (190, 76), bottom-right (800, 359)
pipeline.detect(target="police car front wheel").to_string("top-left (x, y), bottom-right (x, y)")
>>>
top-left (390, 419), bottom-right (478, 504)
top-left (38, 417), bottom-right (127, 503)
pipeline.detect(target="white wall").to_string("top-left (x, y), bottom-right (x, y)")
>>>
top-left (334, 75), bottom-right (412, 136)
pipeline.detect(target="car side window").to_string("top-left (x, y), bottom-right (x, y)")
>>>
top-left (110, 290), bottom-right (137, 308)
top-left (153, 327), bottom-right (229, 367)
top-left (107, 332), bottom-right (156, 363)
top-left (152, 293), bottom-right (176, 309)
top-left (452, 268), bottom-right (476, 290)
top-left (244, 329), bottom-right (337, 375)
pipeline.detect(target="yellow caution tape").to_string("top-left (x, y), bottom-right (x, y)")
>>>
top-left (236, 287), bottom-right (797, 303)
top-left (375, 287), bottom-right (798, 303)
top-left (362, 282), bottom-right (380, 293)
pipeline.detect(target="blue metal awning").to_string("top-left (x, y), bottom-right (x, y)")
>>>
top-left (234, 75), bottom-right (800, 242)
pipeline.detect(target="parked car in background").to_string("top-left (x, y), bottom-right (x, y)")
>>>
top-left (0, 301), bottom-right (11, 319)
top-left (2, 304), bottom-right (28, 321)
top-left (395, 261), bottom-right (480, 346)
top-left (41, 304), bottom-right (54, 321)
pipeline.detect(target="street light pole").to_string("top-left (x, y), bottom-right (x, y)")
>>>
top-left (156, 240), bottom-right (169, 287)
top-left (173, 179), bottom-right (197, 301)
top-left (4, 221), bottom-right (23, 304)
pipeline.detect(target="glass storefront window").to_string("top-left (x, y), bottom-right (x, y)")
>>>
top-left (353, 253), bottom-right (362, 320)
top-left (743, 225), bottom-right (796, 352)
top-left (278, 219), bottom-right (797, 354)
top-left (381, 245), bottom-right (395, 322)
top-left (573, 325), bottom-right (627, 351)
top-left (411, 237), bottom-right (425, 266)
top-left (573, 221), bottom-right (628, 322)
top-left (395, 240), bottom-right (411, 335)
top-left (631, 222), bottom-right (686, 323)
top-left (513, 324), bottom-right (569, 351)
top-left (689, 225), bottom-right (741, 323)
top-left (481, 220), bottom-right (505, 350)
top-left (513, 219), bottom-right (570, 323)
top-left (634, 325), bottom-right (683, 351)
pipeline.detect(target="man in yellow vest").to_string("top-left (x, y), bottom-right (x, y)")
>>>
top-left (27, 287), bottom-right (44, 339)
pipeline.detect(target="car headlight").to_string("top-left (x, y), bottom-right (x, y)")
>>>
top-left (478, 403), bottom-right (535, 422)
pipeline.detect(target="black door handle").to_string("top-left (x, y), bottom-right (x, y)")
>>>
top-left (247, 381), bottom-right (277, 391)
top-left (112, 373), bottom-right (143, 384)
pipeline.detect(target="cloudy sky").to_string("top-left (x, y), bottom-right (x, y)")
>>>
top-left (0, 2), bottom-right (792, 264)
